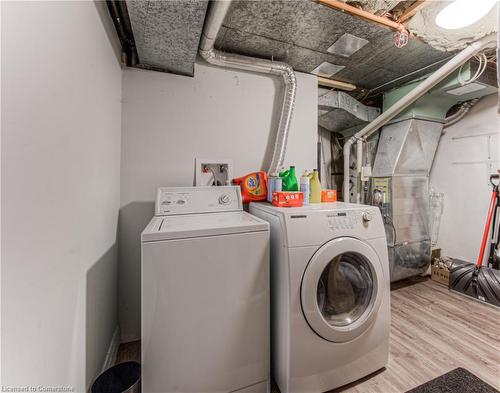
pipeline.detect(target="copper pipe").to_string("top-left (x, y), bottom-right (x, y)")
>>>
top-left (397, 0), bottom-right (429, 23)
top-left (317, 0), bottom-right (406, 32)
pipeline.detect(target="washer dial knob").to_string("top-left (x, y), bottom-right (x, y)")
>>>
top-left (219, 194), bottom-right (231, 205)
top-left (362, 211), bottom-right (374, 222)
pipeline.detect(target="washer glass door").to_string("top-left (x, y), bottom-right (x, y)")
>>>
top-left (301, 237), bottom-right (384, 342)
top-left (317, 252), bottom-right (373, 327)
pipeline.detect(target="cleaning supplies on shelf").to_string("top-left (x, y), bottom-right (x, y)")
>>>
top-left (272, 191), bottom-right (303, 207)
top-left (309, 170), bottom-right (322, 204)
top-left (300, 171), bottom-right (310, 206)
top-left (321, 190), bottom-right (337, 203)
top-left (267, 173), bottom-right (282, 203)
top-left (279, 166), bottom-right (299, 192)
top-left (233, 171), bottom-right (268, 203)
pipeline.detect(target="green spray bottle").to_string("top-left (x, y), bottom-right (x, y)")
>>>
top-left (279, 166), bottom-right (299, 192)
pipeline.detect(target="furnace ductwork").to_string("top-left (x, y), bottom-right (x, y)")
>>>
top-left (372, 118), bottom-right (444, 282)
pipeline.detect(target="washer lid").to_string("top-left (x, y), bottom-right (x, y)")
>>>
top-left (142, 211), bottom-right (269, 242)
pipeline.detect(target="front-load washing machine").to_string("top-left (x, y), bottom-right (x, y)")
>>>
top-left (249, 202), bottom-right (390, 393)
top-left (142, 186), bottom-right (270, 393)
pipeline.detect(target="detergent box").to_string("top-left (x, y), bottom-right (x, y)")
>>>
top-left (272, 191), bottom-right (303, 207)
top-left (321, 190), bottom-right (337, 202)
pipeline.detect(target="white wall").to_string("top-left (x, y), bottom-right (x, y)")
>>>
top-left (1, 2), bottom-right (122, 391)
top-left (120, 64), bottom-right (318, 340)
top-left (430, 94), bottom-right (499, 264)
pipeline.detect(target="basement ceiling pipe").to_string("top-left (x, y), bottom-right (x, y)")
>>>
top-left (318, 0), bottom-right (407, 32)
top-left (343, 33), bottom-right (497, 201)
top-left (444, 98), bottom-right (480, 128)
top-left (199, 0), bottom-right (297, 176)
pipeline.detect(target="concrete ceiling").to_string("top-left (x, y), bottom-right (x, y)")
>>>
top-left (215, 0), bottom-right (453, 90)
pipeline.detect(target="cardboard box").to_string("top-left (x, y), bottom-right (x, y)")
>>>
top-left (321, 190), bottom-right (337, 202)
top-left (431, 262), bottom-right (449, 286)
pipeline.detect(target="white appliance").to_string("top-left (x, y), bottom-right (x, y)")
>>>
top-left (249, 202), bottom-right (390, 393)
top-left (142, 186), bottom-right (270, 393)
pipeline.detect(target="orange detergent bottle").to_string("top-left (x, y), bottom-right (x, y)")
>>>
top-left (232, 171), bottom-right (268, 203)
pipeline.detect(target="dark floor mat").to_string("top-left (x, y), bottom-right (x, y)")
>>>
top-left (406, 368), bottom-right (499, 393)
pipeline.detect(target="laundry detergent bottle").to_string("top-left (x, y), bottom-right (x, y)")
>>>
top-left (279, 166), bottom-right (299, 192)
top-left (232, 171), bottom-right (268, 203)
top-left (309, 169), bottom-right (322, 203)
top-left (267, 173), bottom-right (282, 203)
top-left (300, 171), bottom-right (310, 205)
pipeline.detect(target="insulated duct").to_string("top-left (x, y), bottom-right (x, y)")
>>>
top-left (199, 1), bottom-right (297, 175)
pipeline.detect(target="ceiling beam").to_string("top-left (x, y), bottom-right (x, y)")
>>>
top-left (317, 76), bottom-right (357, 91)
top-left (317, 0), bottom-right (406, 32)
top-left (397, 0), bottom-right (429, 23)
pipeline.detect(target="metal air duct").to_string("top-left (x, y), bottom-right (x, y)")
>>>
top-left (371, 118), bottom-right (444, 282)
top-left (343, 34), bottom-right (497, 201)
top-left (199, 1), bottom-right (297, 175)
top-left (318, 88), bottom-right (380, 132)
top-left (370, 44), bottom-right (497, 282)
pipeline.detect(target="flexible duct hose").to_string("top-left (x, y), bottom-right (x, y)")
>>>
top-left (199, 1), bottom-right (297, 175)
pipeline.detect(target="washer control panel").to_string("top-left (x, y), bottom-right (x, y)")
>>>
top-left (327, 209), bottom-right (373, 231)
top-left (155, 186), bottom-right (242, 216)
top-left (327, 211), bottom-right (358, 231)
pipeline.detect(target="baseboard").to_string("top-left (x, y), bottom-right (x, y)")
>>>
top-left (120, 334), bottom-right (141, 344)
top-left (101, 325), bottom-right (121, 372)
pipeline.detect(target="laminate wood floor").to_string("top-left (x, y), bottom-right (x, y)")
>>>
top-left (116, 339), bottom-right (140, 364)
top-left (333, 277), bottom-right (500, 393)
top-left (117, 277), bottom-right (500, 393)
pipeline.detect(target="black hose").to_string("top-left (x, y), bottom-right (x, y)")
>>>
top-left (381, 213), bottom-right (397, 246)
top-left (106, 1), bottom-right (139, 67)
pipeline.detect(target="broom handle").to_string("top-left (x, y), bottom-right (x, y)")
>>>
top-left (477, 188), bottom-right (498, 268)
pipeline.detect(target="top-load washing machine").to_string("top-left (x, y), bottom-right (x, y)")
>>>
top-left (142, 186), bottom-right (270, 393)
top-left (249, 202), bottom-right (390, 393)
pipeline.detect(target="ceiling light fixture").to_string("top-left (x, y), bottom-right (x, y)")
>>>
top-left (435, 0), bottom-right (497, 30)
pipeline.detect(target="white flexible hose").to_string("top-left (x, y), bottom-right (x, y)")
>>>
top-left (458, 52), bottom-right (488, 86)
top-left (199, 1), bottom-right (297, 176)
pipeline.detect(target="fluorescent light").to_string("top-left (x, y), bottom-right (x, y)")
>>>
top-left (435, 0), bottom-right (497, 30)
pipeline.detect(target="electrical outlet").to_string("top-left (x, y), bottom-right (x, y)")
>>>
top-left (195, 158), bottom-right (233, 186)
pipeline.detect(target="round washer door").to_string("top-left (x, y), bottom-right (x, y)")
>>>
top-left (301, 237), bottom-right (384, 343)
